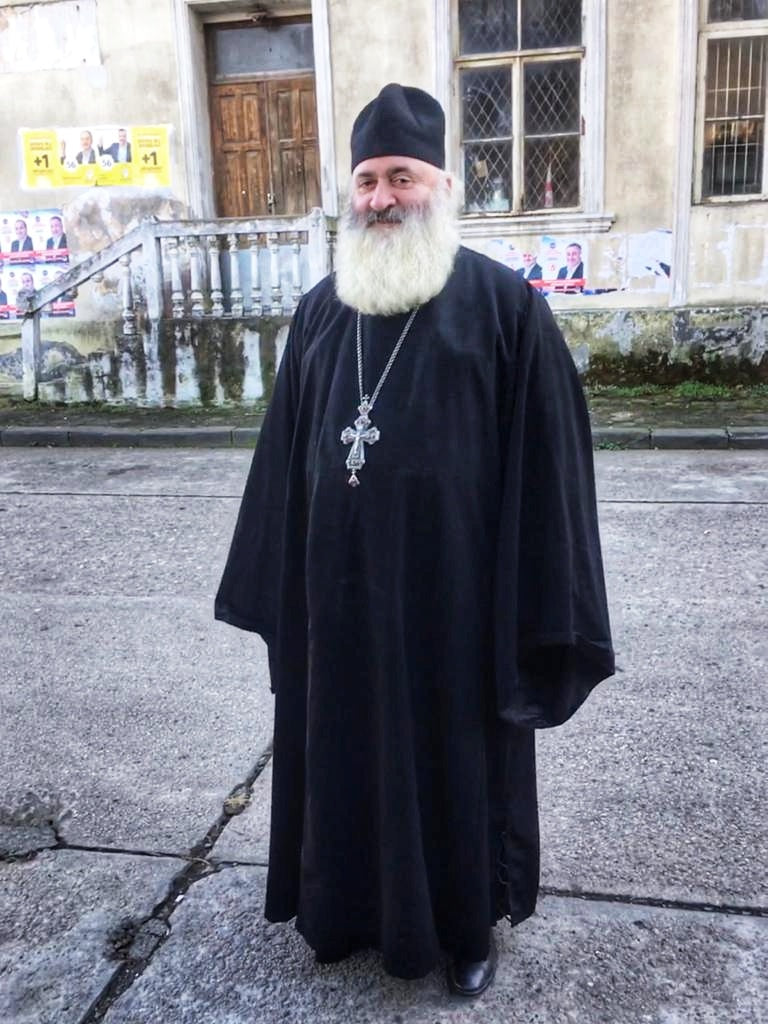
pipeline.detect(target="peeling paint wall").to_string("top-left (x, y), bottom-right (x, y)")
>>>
top-left (688, 205), bottom-right (768, 306)
top-left (0, 0), bottom-right (102, 72)
top-left (0, 0), bottom-right (186, 218)
top-left (604, 1), bottom-right (679, 233)
top-left (1, 306), bottom-right (764, 408)
top-left (0, 317), bottom-right (289, 406)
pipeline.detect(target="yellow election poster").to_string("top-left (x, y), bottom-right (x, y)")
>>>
top-left (131, 126), bottom-right (171, 187)
top-left (22, 131), bottom-right (59, 190)
top-left (20, 126), bottom-right (171, 189)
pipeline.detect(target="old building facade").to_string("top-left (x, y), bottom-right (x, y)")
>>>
top-left (0, 0), bottom-right (766, 402)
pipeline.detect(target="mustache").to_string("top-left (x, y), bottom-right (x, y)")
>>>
top-left (347, 205), bottom-right (429, 228)
top-left (365, 208), bottom-right (408, 225)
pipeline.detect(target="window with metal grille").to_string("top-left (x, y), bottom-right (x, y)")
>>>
top-left (708, 0), bottom-right (768, 21)
top-left (456, 0), bottom-right (583, 214)
top-left (700, 5), bottom-right (768, 198)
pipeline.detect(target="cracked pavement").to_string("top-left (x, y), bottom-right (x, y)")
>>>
top-left (0, 449), bottom-right (766, 1023)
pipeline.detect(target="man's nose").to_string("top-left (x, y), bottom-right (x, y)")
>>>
top-left (368, 180), bottom-right (396, 211)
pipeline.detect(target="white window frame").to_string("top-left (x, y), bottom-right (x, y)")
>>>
top-left (434, 0), bottom-right (612, 236)
top-left (694, 0), bottom-right (768, 203)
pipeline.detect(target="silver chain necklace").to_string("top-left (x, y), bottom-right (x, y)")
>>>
top-left (340, 307), bottom-right (419, 486)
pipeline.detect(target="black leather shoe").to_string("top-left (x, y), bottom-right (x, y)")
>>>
top-left (446, 932), bottom-right (497, 997)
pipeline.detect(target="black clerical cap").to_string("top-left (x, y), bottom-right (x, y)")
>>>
top-left (350, 84), bottom-right (445, 171)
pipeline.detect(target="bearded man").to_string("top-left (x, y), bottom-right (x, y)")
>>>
top-left (216, 84), bottom-right (614, 996)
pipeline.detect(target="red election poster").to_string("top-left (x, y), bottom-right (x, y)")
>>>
top-left (0, 208), bottom-right (75, 318)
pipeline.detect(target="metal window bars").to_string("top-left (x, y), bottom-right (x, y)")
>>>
top-left (702, 36), bottom-right (767, 196)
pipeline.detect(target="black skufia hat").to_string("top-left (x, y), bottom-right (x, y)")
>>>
top-left (350, 83), bottom-right (445, 172)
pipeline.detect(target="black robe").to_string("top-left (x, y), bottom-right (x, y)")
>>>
top-left (215, 246), bottom-right (614, 978)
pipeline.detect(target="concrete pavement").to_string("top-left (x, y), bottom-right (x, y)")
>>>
top-left (0, 449), bottom-right (766, 1023)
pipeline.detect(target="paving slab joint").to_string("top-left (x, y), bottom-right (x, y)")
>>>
top-left (541, 885), bottom-right (768, 919)
top-left (77, 741), bottom-right (274, 1024)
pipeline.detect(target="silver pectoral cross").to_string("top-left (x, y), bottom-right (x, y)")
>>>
top-left (340, 399), bottom-right (380, 487)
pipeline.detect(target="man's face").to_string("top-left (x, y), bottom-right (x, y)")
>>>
top-left (565, 245), bottom-right (581, 268)
top-left (350, 156), bottom-right (444, 227)
top-left (80, 131), bottom-right (93, 151)
top-left (21, 273), bottom-right (34, 290)
top-left (15, 220), bottom-right (27, 240)
top-left (118, 129), bottom-right (128, 145)
top-left (50, 217), bottom-right (63, 237)
top-left (522, 252), bottom-right (536, 268)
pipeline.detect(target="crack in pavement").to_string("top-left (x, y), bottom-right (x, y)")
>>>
top-left (4, 734), bottom-right (763, 1023)
top-left (540, 885), bottom-right (768, 919)
top-left (76, 741), bottom-right (273, 1024)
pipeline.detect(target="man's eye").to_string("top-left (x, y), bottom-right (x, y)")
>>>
top-left (392, 177), bottom-right (412, 186)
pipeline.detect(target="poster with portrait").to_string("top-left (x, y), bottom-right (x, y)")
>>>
top-left (20, 125), bottom-right (171, 189)
top-left (485, 235), bottom-right (587, 297)
top-left (0, 208), bottom-right (76, 318)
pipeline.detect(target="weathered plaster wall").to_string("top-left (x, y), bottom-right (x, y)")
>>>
top-left (604, 2), bottom-right (679, 233)
top-left (564, 306), bottom-right (768, 384)
top-left (2, 303), bottom-right (765, 407)
top-left (688, 205), bottom-right (768, 306)
top-left (0, 316), bottom-right (291, 405)
top-left (0, 0), bottom-right (187, 218)
top-left (327, 0), bottom-right (434, 194)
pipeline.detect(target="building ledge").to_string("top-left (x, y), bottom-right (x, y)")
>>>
top-left (459, 211), bottom-right (616, 238)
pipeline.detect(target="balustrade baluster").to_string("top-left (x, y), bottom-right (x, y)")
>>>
top-left (209, 235), bottom-right (224, 316)
top-left (249, 233), bottom-right (262, 314)
top-left (291, 233), bottom-right (302, 311)
top-left (228, 233), bottom-right (243, 316)
top-left (119, 252), bottom-right (136, 336)
top-left (168, 238), bottom-right (185, 318)
top-left (189, 239), bottom-right (204, 316)
top-left (268, 232), bottom-right (282, 314)
top-left (327, 228), bottom-right (337, 273)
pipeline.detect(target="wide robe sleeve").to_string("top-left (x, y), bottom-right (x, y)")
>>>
top-left (495, 286), bottom-right (615, 728)
top-left (213, 301), bottom-right (305, 647)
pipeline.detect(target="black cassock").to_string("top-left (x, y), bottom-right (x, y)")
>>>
top-left (215, 246), bottom-right (614, 979)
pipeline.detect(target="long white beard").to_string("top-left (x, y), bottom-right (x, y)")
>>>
top-left (334, 183), bottom-right (461, 316)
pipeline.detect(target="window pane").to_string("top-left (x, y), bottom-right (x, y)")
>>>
top-left (458, 0), bottom-right (517, 55)
top-left (209, 22), bottom-right (314, 78)
top-left (524, 135), bottom-right (579, 209)
top-left (703, 37), bottom-right (766, 195)
top-left (524, 60), bottom-right (580, 134)
top-left (461, 67), bottom-right (513, 139)
top-left (703, 119), bottom-right (764, 194)
top-left (524, 61), bottom-right (580, 210)
top-left (461, 67), bottom-right (513, 211)
top-left (705, 37), bottom-right (766, 119)
top-left (522, 0), bottom-right (582, 49)
top-left (708, 0), bottom-right (768, 21)
top-left (463, 142), bottom-right (513, 211)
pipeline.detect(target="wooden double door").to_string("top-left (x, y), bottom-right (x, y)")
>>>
top-left (210, 75), bottom-right (321, 218)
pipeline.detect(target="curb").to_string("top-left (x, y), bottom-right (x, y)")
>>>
top-left (1, 424), bottom-right (767, 449)
top-left (0, 425), bottom-right (254, 448)
top-left (593, 426), bottom-right (768, 450)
